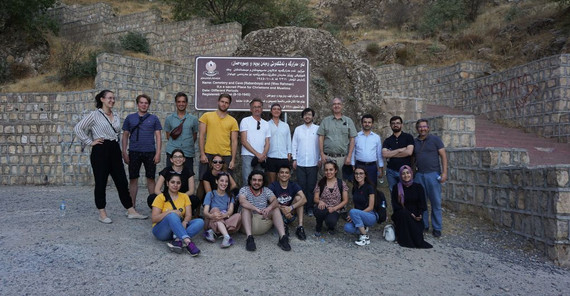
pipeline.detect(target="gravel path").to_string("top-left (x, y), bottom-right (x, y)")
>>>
top-left (1, 186), bottom-right (568, 295)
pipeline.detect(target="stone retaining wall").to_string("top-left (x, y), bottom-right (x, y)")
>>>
top-left (445, 148), bottom-right (570, 266)
top-left (376, 55), bottom-right (570, 143)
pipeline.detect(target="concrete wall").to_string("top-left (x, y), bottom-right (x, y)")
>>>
top-left (376, 55), bottom-right (570, 143)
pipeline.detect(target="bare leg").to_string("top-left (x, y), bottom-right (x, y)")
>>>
top-left (296, 206), bottom-right (304, 227)
top-left (271, 208), bottom-right (286, 237)
top-left (241, 208), bottom-right (253, 236)
top-left (129, 178), bottom-right (138, 208)
top-left (216, 221), bottom-right (229, 236)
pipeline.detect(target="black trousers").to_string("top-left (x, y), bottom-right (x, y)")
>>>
top-left (90, 140), bottom-right (133, 209)
top-left (313, 208), bottom-right (340, 232)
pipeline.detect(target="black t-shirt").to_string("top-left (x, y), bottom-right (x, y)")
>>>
top-left (382, 132), bottom-right (415, 171)
top-left (159, 165), bottom-right (195, 193)
top-left (352, 183), bottom-right (375, 210)
top-left (201, 170), bottom-right (217, 191)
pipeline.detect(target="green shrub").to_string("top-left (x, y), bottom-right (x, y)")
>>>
top-left (366, 43), bottom-right (381, 56)
top-left (119, 32), bottom-right (150, 54)
top-left (56, 41), bottom-right (98, 85)
top-left (419, 0), bottom-right (467, 35)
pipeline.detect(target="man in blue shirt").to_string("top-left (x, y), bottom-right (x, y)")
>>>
top-left (121, 94), bottom-right (162, 209)
top-left (268, 165), bottom-right (307, 240)
top-left (351, 114), bottom-right (384, 188)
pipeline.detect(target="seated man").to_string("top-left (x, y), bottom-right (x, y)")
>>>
top-left (268, 165), bottom-right (307, 240)
top-left (239, 170), bottom-right (291, 252)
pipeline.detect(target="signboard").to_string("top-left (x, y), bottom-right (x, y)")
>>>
top-left (195, 57), bottom-right (309, 111)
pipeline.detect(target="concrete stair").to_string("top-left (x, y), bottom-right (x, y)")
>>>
top-left (425, 104), bottom-right (570, 166)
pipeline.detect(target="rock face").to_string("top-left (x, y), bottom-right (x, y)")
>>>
top-left (234, 26), bottom-right (387, 129)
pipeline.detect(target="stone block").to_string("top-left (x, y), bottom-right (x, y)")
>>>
top-left (555, 191), bottom-right (570, 214)
top-left (502, 211), bottom-right (513, 227)
top-left (547, 169), bottom-right (569, 187)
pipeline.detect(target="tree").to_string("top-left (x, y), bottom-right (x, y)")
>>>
top-left (167, 0), bottom-right (315, 35)
top-left (0, 0), bottom-right (57, 32)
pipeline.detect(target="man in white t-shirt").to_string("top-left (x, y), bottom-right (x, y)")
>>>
top-left (240, 98), bottom-right (270, 185)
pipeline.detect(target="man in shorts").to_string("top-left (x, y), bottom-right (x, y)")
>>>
top-left (268, 165), bottom-right (307, 240)
top-left (238, 170), bottom-right (291, 252)
top-left (121, 94), bottom-right (162, 209)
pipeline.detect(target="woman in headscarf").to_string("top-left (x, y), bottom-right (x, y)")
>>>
top-left (390, 165), bottom-right (432, 248)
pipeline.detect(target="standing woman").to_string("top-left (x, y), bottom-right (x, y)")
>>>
top-left (266, 103), bottom-right (292, 184)
top-left (391, 165), bottom-right (432, 249)
top-left (313, 160), bottom-right (348, 236)
top-left (151, 174), bottom-right (204, 255)
top-left (344, 166), bottom-right (377, 246)
top-left (74, 90), bottom-right (147, 223)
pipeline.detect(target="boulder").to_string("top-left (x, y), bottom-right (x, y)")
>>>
top-left (233, 26), bottom-right (388, 131)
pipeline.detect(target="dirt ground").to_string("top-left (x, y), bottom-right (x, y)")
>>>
top-left (1, 185), bottom-right (568, 295)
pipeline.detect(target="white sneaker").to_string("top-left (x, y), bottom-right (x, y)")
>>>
top-left (203, 229), bottom-right (216, 242)
top-left (355, 234), bottom-right (370, 246)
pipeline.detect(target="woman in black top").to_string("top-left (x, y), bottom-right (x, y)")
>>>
top-left (343, 166), bottom-right (377, 246)
top-left (391, 165), bottom-right (433, 249)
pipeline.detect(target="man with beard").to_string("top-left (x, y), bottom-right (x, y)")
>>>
top-left (239, 170), bottom-right (291, 251)
top-left (164, 92), bottom-right (199, 167)
top-left (121, 94), bottom-right (162, 209)
top-left (239, 98), bottom-right (270, 185)
top-left (292, 107), bottom-right (320, 216)
top-left (268, 165), bottom-right (307, 240)
top-left (382, 116), bottom-right (415, 192)
top-left (351, 114), bottom-right (384, 187)
top-left (414, 118), bottom-right (448, 238)
top-left (198, 93), bottom-right (239, 178)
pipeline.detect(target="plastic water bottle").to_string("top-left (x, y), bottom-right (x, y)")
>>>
top-left (437, 175), bottom-right (442, 181)
top-left (381, 200), bottom-right (386, 208)
top-left (59, 200), bottom-right (66, 217)
top-left (379, 176), bottom-right (384, 184)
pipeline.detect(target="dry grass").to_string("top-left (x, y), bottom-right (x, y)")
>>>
top-left (61, 0), bottom-right (172, 19)
top-left (0, 71), bottom-right (94, 93)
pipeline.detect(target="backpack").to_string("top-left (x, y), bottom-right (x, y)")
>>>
top-left (374, 189), bottom-right (387, 224)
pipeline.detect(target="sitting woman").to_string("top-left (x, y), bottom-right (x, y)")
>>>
top-left (148, 149), bottom-right (200, 216)
top-left (391, 165), bottom-right (433, 249)
top-left (313, 160), bottom-right (348, 236)
top-left (151, 174), bottom-right (205, 255)
top-left (200, 154), bottom-right (239, 196)
top-left (344, 166), bottom-right (378, 246)
top-left (202, 172), bottom-right (241, 248)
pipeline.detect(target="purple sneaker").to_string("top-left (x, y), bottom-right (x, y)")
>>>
top-left (186, 241), bottom-right (200, 256)
top-left (167, 239), bottom-right (183, 254)
top-left (221, 236), bottom-right (234, 248)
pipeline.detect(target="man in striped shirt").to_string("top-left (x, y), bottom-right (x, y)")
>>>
top-left (122, 94), bottom-right (162, 209)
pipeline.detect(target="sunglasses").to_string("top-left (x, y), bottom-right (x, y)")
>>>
top-left (256, 121), bottom-right (260, 130)
top-left (212, 160), bottom-right (225, 164)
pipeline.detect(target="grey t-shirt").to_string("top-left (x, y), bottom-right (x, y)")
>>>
top-left (239, 186), bottom-right (274, 209)
top-left (414, 134), bottom-right (444, 173)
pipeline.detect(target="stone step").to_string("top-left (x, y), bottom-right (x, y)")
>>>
top-left (425, 104), bottom-right (570, 166)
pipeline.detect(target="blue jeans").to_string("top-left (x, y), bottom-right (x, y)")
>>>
top-left (386, 168), bottom-right (400, 193)
top-left (415, 172), bottom-right (442, 231)
top-left (241, 155), bottom-right (264, 185)
top-left (152, 212), bottom-right (204, 241)
top-left (344, 209), bottom-right (377, 234)
top-left (296, 166), bottom-right (318, 211)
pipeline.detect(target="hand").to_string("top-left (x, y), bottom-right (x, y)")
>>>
top-left (259, 154), bottom-right (267, 162)
top-left (200, 154), bottom-right (209, 164)
top-left (317, 159), bottom-right (322, 167)
top-left (91, 138), bottom-right (104, 146)
top-left (411, 213), bottom-right (422, 221)
top-left (440, 173), bottom-right (448, 183)
top-left (346, 215), bottom-right (352, 223)
top-left (378, 167), bottom-right (384, 178)
top-left (327, 206), bottom-right (336, 213)
top-left (344, 156), bottom-right (351, 165)
top-left (292, 160), bottom-right (297, 170)
top-left (320, 154), bottom-right (328, 166)
top-left (228, 160), bottom-right (235, 170)
top-left (317, 201), bottom-right (326, 210)
top-left (153, 154), bottom-right (160, 165)
top-left (122, 153), bottom-right (130, 164)
top-left (182, 221), bottom-right (188, 228)
top-left (261, 207), bottom-right (271, 219)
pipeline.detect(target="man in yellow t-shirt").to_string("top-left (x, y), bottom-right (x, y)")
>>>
top-left (198, 93), bottom-right (239, 179)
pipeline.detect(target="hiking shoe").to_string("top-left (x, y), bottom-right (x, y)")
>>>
top-left (186, 241), bottom-right (200, 256)
top-left (167, 239), bottom-right (183, 254)
top-left (314, 231), bottom-right (322, 237)
top-left (203, 229), bottom-right (216, 243)
top-left (328, 228), bottom-right (336, 235)
top-left (296, 226), bottom-right (307, 240)
top-left (221, 236), bottom-right (234, 248)
top-left (246, 235), bottom-right (256, 251)
top-left (433, 230), bottom-right (442, 238)
top-left (278, 235), bottom-right (291, 251)
top-left (355, 234), bottom-right (370, 246)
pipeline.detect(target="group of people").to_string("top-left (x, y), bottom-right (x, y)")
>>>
top-left (74, 90), bottom-right (447, 255)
